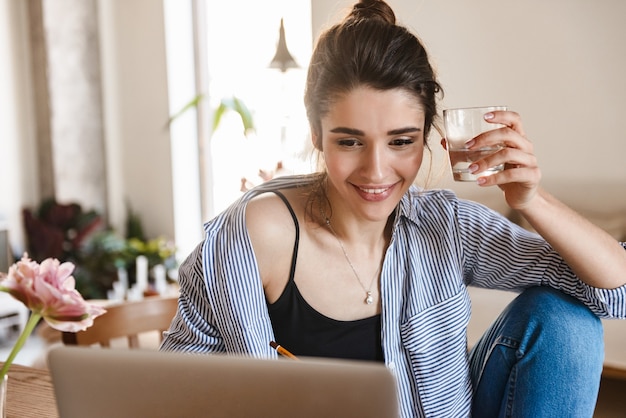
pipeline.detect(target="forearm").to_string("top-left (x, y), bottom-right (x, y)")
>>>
top-left (519, 188), bottom-right (626, 289)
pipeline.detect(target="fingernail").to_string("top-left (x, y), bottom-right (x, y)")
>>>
top-left (465, 139), bottom-right (475, 148)
top-left (477, 177), bottom-right (487, 185)
top-left (484, 112), bottom-right (494, 120)
top-left (468, 164), bottom-right (479, 173)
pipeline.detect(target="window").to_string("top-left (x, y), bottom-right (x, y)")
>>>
top-left (165, 0), bottom-right (313, 258)
top-left (202, 0), bottom-right (313, 214)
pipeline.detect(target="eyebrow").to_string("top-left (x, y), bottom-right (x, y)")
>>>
top-left (330, 126), bottom-right (422, 136)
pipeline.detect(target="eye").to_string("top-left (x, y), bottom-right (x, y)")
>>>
top-left (337, 138), bottom-right (361, 147)
top-left (390, 137), bottom-right (415, 147)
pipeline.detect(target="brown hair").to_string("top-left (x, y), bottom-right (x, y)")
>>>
top-left (304, 0), bottom-right (442, 149)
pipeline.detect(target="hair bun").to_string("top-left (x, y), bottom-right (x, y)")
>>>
top-left (351, 0), bottom-right (396, 25)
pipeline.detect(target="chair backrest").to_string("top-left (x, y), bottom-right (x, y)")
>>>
top-left (62, 295), bottom-right (178, 349)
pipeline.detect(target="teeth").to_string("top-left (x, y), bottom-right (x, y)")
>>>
top-left (360, 187), bottom-right (387, 194)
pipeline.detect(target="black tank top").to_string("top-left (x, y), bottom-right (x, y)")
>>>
top-left (266, 191), bottom-right (384, 362)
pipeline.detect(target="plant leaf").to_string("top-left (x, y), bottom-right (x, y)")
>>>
top-left (212, 101), bottom-right (228, 133)
top-left (164, 94), bottom-right (205, 130)
top-left (213, 96), bottom-right (255, 136)
top-left (166, 93), bottom-right (255, 138)
top-left (231, 96), bottom-right (255, 134)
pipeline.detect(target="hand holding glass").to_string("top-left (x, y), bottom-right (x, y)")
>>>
top-left (443, 106), bottom-right (507, 182)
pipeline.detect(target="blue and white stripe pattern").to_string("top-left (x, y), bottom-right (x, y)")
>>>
top-left (161, 174), bottom-right (626, 418)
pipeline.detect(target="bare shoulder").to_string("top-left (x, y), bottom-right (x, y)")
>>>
top-left (245, 191), bottom-right (298, 242)
top-left (245, 189), bottom-right (305, 296)
top-left (245, 191), bottom-right (299, 284)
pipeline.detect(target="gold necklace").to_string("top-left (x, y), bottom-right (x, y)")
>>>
top-left (322, 212), bottom-right (380, 305)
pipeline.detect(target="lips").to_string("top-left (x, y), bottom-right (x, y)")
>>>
top-left (353, 183), bottom-right (396, 201)
top-left (360, 187), bottom-right (388, 195)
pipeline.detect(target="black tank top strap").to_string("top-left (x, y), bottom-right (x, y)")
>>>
top-left (271, 190), bottom-right (299, 283)
top-left (266, 191), bottom-right (384, 362)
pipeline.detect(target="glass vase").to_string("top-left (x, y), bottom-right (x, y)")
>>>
top-left (0, 374), bottom-right (6, 418)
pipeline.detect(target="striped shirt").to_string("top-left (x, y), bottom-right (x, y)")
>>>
top-left (160, 174), bottom-right (626, 418)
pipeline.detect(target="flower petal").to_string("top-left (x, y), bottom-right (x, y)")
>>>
top-left (1, 255), bottom-right (107, 332)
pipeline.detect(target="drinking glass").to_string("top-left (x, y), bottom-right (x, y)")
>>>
top-left (443, 106), bottom-right (507, 182)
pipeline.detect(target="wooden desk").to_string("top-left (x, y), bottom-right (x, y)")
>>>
top-left (2, 362), bottom-right (58, 418)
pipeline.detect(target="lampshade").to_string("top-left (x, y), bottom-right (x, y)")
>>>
top-left (269, 18), bottom-right (299, 72)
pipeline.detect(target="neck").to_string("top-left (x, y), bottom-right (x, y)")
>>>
top-left (316, 179), bottom-right (394, 249)
top-left (321, 207), bottom-right (391, 252)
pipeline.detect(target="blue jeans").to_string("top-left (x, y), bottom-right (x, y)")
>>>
top-left (469, 286), bottom-right (604, 417)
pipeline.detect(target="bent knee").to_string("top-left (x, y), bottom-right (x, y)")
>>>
top-left (515, 286), bottom-right (604, 350)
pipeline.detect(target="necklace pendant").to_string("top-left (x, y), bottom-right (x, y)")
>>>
top-left (365, 291), bottom-right (374, 305)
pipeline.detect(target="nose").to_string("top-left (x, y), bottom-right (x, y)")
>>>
top-left (361, 143), bottom-right (386, 181)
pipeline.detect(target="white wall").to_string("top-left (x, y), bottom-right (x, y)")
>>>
top-left (312, 0), bottom-right (626, 188)
top-left (98, 0), bottom-right (175, 241)
top-left (0, 0), bottom-right (38, 256)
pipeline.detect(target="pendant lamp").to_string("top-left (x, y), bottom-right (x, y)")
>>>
top-left (269, 18), bottom-right (299, 72)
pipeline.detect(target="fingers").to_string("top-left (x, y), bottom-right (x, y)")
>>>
top-left (475, 163), bottom-right (542, 187)
top-left (442, 109), bottom-right (541, 192)
top-left (485, 110), bottom-right (526, 138)
top-left (471, 111), bottom-right (531, 153)
top-left (469, 143), bottom-right (540, 186)
top-left (469, 145), bottom-right (537, 176)
top-left (466, 110), bottom-right (541, 188)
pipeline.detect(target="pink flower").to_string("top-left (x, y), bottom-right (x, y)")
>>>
top-left (0, 254), bottom-right (106, 332)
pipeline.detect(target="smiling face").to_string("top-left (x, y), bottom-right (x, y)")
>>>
top-left (316, 86), bottom-right (426, 222)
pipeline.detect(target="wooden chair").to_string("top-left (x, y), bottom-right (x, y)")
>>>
top-left (62, 295), bottom-right (178, 349)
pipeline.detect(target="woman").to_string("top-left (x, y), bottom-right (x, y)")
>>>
top-left (161, 1), bottom-right (626, 416)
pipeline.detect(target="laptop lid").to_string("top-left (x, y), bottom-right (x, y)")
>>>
top-left (48, 346), bottom-right (399, 418)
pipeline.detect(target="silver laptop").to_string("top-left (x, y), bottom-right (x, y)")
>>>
top-left (48, 346), bottom-right (399, 418)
